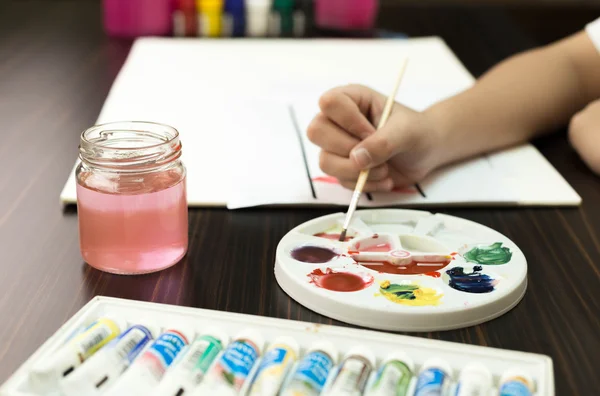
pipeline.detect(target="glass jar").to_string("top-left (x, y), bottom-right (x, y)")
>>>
top-left (76, 121), bottom-right (188, 275)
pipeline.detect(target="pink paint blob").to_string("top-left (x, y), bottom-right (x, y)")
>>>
top-left (77, 174), bottom-right (188, 275)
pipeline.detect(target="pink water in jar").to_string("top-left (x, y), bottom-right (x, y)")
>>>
top-left (76, 122), bottom-right (188, 275)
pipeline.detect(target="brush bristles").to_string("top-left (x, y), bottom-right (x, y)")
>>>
top-left (339, 229), bottom-right (347, 242)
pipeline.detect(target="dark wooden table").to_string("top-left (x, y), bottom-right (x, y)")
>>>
top-left (1, 0), bottom-right (599, 393)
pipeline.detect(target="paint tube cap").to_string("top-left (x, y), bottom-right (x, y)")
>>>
top-left (306, 340), bottom-right (338, 364)
top-left (460, 362), bottom-right (492, 385)
top-left (133, 322), bottom-right (159, 339)
top-left (164, 326), bottom-right (195, 345)
top-left (199, 326), bottom-right (230, 348)
top-left (420, 357), bottom-right (452, 377)
top-left (103, 316), bottom-right (127, 333)
top-left (343, 345), bottom-right (376, 368)
top-left (234, 328), bottom-right (265, 354)
top-left (382, 350), bottom-right (414, 373)
top-left (500, 368), bottom-right (534, 390)
top-left (269, 335), bottom-right (300, 356)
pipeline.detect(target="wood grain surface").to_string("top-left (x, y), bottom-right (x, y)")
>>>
top-left (0, 1), bottom-right (599, 393)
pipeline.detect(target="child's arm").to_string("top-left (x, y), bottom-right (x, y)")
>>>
top-left (308, 23), bottom-right (600, 192)
top-left (427, 30), bottom-right (600, 168)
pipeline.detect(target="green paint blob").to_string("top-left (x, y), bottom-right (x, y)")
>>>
top-left (464, 242), bottom-right (512, 265)
top-left (380, 283), bottom-right (419, 300)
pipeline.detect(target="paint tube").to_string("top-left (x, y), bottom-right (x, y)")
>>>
top-left (102, 328), bottom-right (192, 396)
top-left (247, 336), bottom-right (299, 396)
top-left (325, 345), bottom-right (375, 396)
top-left (150, 329), bottom-right (229, 396)
top-left (454, 363), bottom-right (492, 396)
top-left (280, 340), bottom-right (337, 396)
top-left (498, 369), bottom-right (534, 396)
top-left (58, 324), bottom-right (156, 396)
top-left (414, 358), bottom-right (453, 396)
top-left (365, 351), bottom-right (413, 396)
top-left (28, 317), bottom-right (124, 393)
top-left (191, 328), bottom-right (264, 396)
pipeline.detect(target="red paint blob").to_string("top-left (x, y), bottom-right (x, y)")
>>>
top-left (360, 260), bottom-right (451, 275)
top-left (308, 268), bottom-right (374, 292)
top-left (425, 271), bottom-right (442, 278)
top-left (291, 246), bottom-right (337, 263)
top-left (314, 232), bottom-right (353, 241)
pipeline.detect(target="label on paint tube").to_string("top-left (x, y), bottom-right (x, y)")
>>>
top-left (140, 330), bottom-right (188, 379)
top-left (327, 356), bottom-right (372, 395)
top-left (499, 380), bottom-right (533, 396)
top-left (499, 370), bottom-right (533, 396)
top-left (110, 325), bottom-right (154, 365)
top-left (182, 335), bottom-right (224, 383)
top-left (282, 350), bottom-right (335, 396)
top-left (200, 337), bottom-right (261, 393)
top-left (414, 368), bottom-right (450, 396)
top-left (248, 337), bottom-right (298, 396)
top-left (75, 318), bottom-right (122, 361)
top-left (367, 360), bottom-right (412, 396)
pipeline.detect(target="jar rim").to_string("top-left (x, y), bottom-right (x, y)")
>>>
top-left (81, 121), bottom-right (180, 150)
top-left (79, 121), bottom-right (182, 172)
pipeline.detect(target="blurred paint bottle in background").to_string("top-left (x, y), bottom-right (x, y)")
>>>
top-left (103, 0), bottom-right (173, 37)
top-left (314, 0), bottom-right (378, 32)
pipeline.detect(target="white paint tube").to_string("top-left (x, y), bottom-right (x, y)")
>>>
top-left (454, 363), bottom-right (492, 396)
top-left (28, 317), bottom-right (124, 393)
top-left (325, 345), bottom-right (375, 396)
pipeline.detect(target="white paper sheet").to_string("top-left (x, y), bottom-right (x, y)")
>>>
top-left (60, 37), bottom-right (581, 208)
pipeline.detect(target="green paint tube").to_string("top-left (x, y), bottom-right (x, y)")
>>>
top-left (365, 351), bottom-right (413, 396)
top-left (151, 329), bottom-right (229, 396)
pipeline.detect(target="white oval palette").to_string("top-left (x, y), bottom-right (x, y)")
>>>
top-left (275, 209), bottom-right (527, 332)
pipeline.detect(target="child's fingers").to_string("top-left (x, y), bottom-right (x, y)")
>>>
top-left (350, 110), bottom-right (419, 169)
top-left (339, 178), bottom-right (394, 192)
top-left (319, 151), bottom-right (389, 181)
top-left (307, 113), bottom-right (360, 157)
top-left (318, 88), bottom-right (376, 140)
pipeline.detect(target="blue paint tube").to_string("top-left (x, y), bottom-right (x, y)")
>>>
top-left (191, 328), bottom-right (264, 396)
top-left (59, 324), bottom-right (156, 396)
top-left (102, 328), bottom-right (193, 396)
top-left (414, 358), bottom-right (452, 396)
top-left (454, 363), bottom-right (492, 396)
top-left (499, 369), bottom-right (534, 396)
top-left (280, 340), bottom-right (337, 396)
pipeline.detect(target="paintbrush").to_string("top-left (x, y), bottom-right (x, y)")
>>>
top-left (339, 59), bottom-right (409, 242)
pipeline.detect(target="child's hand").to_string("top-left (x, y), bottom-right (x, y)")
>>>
top-left (307, 84), bottom-right (442, 192)
top-left (569, 99), bottom-right (600, 175)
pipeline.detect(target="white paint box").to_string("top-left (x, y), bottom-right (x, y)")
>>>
top-left (0, 296), bottom-right (553, 395)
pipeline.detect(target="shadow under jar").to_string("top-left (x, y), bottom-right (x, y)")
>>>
top-left (76, 121), bottom-right (188, 275)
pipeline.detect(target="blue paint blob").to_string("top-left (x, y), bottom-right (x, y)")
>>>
top-left (445, 266), bottom-right (496, 293)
